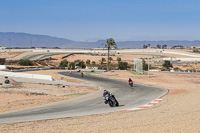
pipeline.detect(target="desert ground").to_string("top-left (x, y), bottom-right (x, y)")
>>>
top-left (0, 75), bottom-right (98, 114)
top-left (0, 52), bottom-right (20, 58)
top-left (1, 50), bottom-right (200, 132)
top-left (3, 50), bottom-right (200, 71)
top-left (0, 70), bottom-right (200, 132)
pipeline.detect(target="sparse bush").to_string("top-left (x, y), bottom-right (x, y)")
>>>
top-left (99, 57), bottom-right (106, 64)
top-left (92, 61), bottom-right (96, 66)
top-left (59, 60), bottom-right (69, 67)
top-left (117, 57), bottom-right (121, 62)
top-left (74, 59), bottom-right (86, 68)
top-left (162, 61), bottom-right (173, 69)
top-left (69, 62), bottom-right (75, 69)
top-left (109, 57), bottom-right (113, 62)
top-left (174, 67), bottom-right (181, 70)
top-left (118, 61), bottom-right (128, 70)
top-left (86, 59), bottom-right (90, 65)
top-left (19, 60), bottom-right (33, 66)
top-left (142, 59), bottom-right (148, 70)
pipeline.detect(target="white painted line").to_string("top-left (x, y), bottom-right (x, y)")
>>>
top-left (149, 102), bottom-right (159, 103)
top-left (129, 108), bottom-right (142, 110)
top-left (155, 99), bottom-right (163, 101)
top-left (120, 99), bottom-right (163, 112)
top-left (142, 104), bottom-right (152, 107)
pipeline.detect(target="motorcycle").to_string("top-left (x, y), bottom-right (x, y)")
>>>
top-left (129, 81), bottom-right (133, 87)
top-left (5, 79), bottom-right (10, 84)
top-left (104, 94), bottom-right (119, 107)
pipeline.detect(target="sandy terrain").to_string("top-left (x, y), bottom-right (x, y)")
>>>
top-left (15, 50), bottom-right (196, 61)
top-left (0, 70), bottom-right (200, 132)
top-left (55, 52), bottom-right (198, 63)
top-left (1, 49), bottom-right (200, 132)
top-left (0, 76), bottom-right (98, 114)
top-left (0, 52), bottom-right (20, 58)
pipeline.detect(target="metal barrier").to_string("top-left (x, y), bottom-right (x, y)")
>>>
top-left (0, 71), bottom-right (53, 81)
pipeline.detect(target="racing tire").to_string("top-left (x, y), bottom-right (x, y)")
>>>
top-left (115, 100), bottom-right (119, 106)
top-left (108, 100), bottom-right (114, 107)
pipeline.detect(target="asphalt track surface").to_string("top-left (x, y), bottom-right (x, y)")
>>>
top-left (19, 53), bottom-right (65, 60)
top-left (162, 71), bottom-right (200, 75)
top-left (0, 71), bottom-right (167, 124)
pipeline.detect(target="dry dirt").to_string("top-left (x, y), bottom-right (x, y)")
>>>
top-left (1, 50), bottom-right (200, 132)
top-left (0, 76), bottom-right (98, 114)
top-left (0, 70), bottom-right (200, 133)
top-left (49, 51), bottom-right (198, 64)
top-left (10, 50), bottom-right (198, 66)
top-left (0, 52), bottom-right (20, 58)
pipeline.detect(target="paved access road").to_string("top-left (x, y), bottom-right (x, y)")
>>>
top-left (0, 71), bottom-right (167, 124)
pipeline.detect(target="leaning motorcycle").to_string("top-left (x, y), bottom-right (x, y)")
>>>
top-left (104, 94), bottom-right (119, 107)
top-left (129, 81), bottom-right (133, 87)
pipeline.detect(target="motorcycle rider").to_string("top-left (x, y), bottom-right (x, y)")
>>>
top-left (103, 90), bottom-right (119, 106)
top-left (103, 90), bottom-right (111, 97)
top-left (103, 90), bottom-right (112, 104)
top-left (128, 78), bottom-right (133, 87)
top-left (128, 78), bottom-right (133, 83)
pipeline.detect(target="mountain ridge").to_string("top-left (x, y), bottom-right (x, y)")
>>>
top-left (0, 32), bottom-right (199, 48)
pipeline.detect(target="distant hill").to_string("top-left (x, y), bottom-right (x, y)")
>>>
top-left (0, 32), bottom-right (200, 48)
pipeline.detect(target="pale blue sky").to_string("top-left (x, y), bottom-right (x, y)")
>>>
top-left (1, 0), bottom-right (200, 41)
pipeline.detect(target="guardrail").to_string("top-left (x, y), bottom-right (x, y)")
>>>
top-left (0, 71), bottom-right (53, 81)
top-left (11, 67), bottom-right (50, 72)
top-left (172, 70), bottom-right (200, 73)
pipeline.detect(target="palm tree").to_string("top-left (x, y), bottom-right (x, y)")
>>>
top-left (99, 57), bottom-right (106, 64)
top-left (92, 61), bottom-right (96, 66)
top-left (101, 38), bottom-right (117, 71)
top-left (156, 44), bottom-right (161, 49)
top-left (109, 57), bottom-right (113, 63)
top-left (117, 57), bottom-right (121, 62)
top-left (86, 59), bottom-right (90, 65)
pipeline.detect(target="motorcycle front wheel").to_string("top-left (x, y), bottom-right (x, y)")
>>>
top-left (108, 100), bottom-right (114, 107)
top-left (115, 100), bottom-right (119, 106)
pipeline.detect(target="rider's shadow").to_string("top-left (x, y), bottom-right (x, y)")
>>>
top-left (116, 105), bottom-right (125, 107)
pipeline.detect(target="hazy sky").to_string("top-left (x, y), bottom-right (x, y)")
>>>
top-left (1, 0), bottom-right (200, 41)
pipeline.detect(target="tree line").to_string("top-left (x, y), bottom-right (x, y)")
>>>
top-left (143, 44), bottom-right (167, 49)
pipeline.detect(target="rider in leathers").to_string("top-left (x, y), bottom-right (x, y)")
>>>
top-left (103, 90), bottom-right (114, 104)
top-left (128, 78), bottom-right (133, 82)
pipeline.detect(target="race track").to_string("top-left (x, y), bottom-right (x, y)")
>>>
top-left (0, 71), bottom-right (167, 124)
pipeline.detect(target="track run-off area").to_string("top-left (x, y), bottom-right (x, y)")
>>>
top-left (0, 71), bottom-right (167, 124)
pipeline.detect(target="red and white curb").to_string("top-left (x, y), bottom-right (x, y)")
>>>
top-left (117, 99), bottom-right (163, 112)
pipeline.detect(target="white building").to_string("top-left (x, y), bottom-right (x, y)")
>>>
top-left (0, 46), bottom-right (6, 50)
